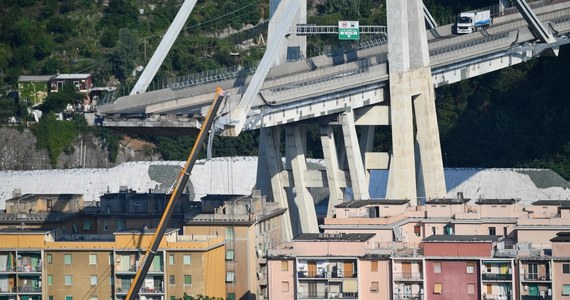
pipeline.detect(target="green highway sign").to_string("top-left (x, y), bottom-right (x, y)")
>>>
top-left (338, 21), bottom-right (360, 40)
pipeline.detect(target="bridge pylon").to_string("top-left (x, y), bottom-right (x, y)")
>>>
top-left (385, 0), bottom-right (446, 203)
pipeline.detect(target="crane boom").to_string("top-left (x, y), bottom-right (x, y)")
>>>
top-left (125, 87), bottom-right (226, 300)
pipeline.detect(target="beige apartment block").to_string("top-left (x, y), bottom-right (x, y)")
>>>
top-left (182, 193), bottom-right (288, 300)
top-left (0, 228), bottom-right (225, 300)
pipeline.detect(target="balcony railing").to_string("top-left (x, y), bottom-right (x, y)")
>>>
top-left (482, 273), bottom-right (512, 281)
top-left (521, 296), bottom-right (552, 300)
top-left (483, 293), bottom-right (512, 300)
top-left (0, 287), bottom-right (16, 293)
top-left (393, 272), bottom-right (423, 281)
top-left (18, 286), bottom-right (41, 293)
top-left (140, 287), bottom-right (164, 294)
top-left (297, 270), bottom-right (356, 279)
top-left (522, 273), bottom-right (551, 281)
top-left (297, 292), bottom-right (358, 299)
top-left (393, 294), bottom-right (423, 300)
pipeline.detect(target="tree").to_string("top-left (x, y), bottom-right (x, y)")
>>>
top-left (41, 83), bottom-right (81, 113)
top-left (110, 28), bottom-right (140, 81)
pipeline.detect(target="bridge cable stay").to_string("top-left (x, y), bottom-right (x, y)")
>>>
top-left (130, 0), bottom-right (198, 95)
top-left (513, 0), bottom-right (555, 44)
top-left (228, 0), bottom-right (302, 136)
top-left (423, 2), bottom-right (438, 29)
top-left (124, 88), bottom-right (226, 300)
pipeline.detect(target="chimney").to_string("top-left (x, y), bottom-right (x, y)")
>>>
top-left (13, 189), bottom-right (22, 198)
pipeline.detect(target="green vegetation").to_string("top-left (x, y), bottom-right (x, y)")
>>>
top-left (0, 0), bottom-right (569, 180)
top-left (33, 113), bottom-right (84, 167)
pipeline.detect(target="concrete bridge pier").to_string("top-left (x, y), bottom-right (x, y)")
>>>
top-left (386, 0), bottom-right (446, 203)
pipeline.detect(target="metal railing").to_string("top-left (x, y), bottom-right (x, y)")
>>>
top-left (522, 273), bottom-right (551, 281)
top-left (298, 292), bottom-right (358, 299)
top-left (297, 270), bottom-right (356, 279)
top-left (393, 294), bottom-right (423, 300)
top-left (482, 273), bottom-right (513, 281)
top-left (521, 296), bottom-right (552, 300)
top-left (393, 272), bottom-right (423, 281)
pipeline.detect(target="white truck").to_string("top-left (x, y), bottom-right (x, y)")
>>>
top-left (455, 10), bottom-right (492, 34)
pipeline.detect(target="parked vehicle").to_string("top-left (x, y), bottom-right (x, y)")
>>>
top-left (456, 10), bottom-right (492, 34)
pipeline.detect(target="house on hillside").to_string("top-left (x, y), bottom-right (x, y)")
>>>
top-left (17, 75), bottom-right (52, 106)
top-left (49, 73), bottom-right (92, 93)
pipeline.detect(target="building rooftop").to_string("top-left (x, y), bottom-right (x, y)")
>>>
top-left (550, 232), bottom-right (570, 242)
top-left (475, 198), bottom-right (519, 205)
top-left (425, 198), bottom-right (470, 205)
top-left (294, 233), bottom-right (375, 242)
top-left (0, 228), bottom-right (53, 234)
top-left (18, 75), bottom-right (54, 82)
top-left (201, 194), bottom-right (248, 202)
top-left (6, 194), bottom-right (82, 204)
top-left (334, 199), bottom-right (409, 208)
top-left (423, 235), bottom-right (501, 243)
top-left (114, 228), bottom-right (179, 235)
top-left (532, 200), bottom-right (570, 207)
top-left (53, 74), bottom-right (91, 80)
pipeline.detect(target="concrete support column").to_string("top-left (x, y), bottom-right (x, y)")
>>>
top-left (320, 126), bottom-right (343, 217)
top-left (269, 0), bottom-right (307, 65)
top-left (341, 111), bottom-right (370, 201)
top-left (257, 127), bottom-right (293, 241)
top-left (359, 125), bottom-right (375, 183)
top-left (386, 77), bottom-right (417, 201)
top-left (285, 125), bottom-right (318, 235)
top-left (413, 69), bottom-right (446, 200)
top-left (386, 0), bottom-right (446, 202)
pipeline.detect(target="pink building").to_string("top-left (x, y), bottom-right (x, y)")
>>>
top-left (267, 233), bottom-right (391, 300)
top-left (551, 232), bottom-right (570, 299)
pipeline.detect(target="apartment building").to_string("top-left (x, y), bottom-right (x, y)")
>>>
top-left (0, 228), bottom-right (225, 300)
top-left (267, 233), bottom-right (391, 300)
top-left (182, 192), bottom-right (288, 300)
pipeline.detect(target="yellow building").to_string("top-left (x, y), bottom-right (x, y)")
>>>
top-left (0, 228), bottom-right (225, 300)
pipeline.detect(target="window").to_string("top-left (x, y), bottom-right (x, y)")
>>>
top-left (65, 275), bottom-right (72, 285)
top-left (48, 275), bottom-right (53, 285)
top-left (226, 271), bottom-right (235, 283)
top-left (226, 249), bottom-right (235, 261)
top-left (281, 261), bottom-right (288, 271)
top-left (432, 227), bottom-right (436, 235)
top-left (489, 227), bottom-right (496, 235)
top-left (47, 254), bottom-right (52, 264)
top-left (466, 262), bottom-right (475, 273)
top-left (371, 261), bottom-right (378, 272)
top-left (281, 281), bottom-right (289, 292)
top-left (467, 283), bottom-right (475, 294)
top-left (89, 254), bottom-right (97, 265)
top-left (184, 275), bottom-right (192, 285)
top-left (103, 220), bottom-right (108, 232)
top-left (169, 254), bottom-right (174, 265)
top-left (414, 226), bottom-right (421, 237)
top-left (226, 227), bottom-right (235, 240)
top-left (169, 275), bottom-right (175, 285)
top-left (563, 284), bottom-right (570, 296)
top-left (64, 254), bottom-right (72, 264)
top-left (434, 283), bottom-right (442, 294)
top-left (370, 281), bottom-right (379, 292)
top-left (563, 263), bottom-right (570, 274)
top-left (65, 296), bottom-right (72, 300)
top-left (49, 296), bottom-right (53, 300)
top-left (227, 293), bottom-right (235, 300)
top-left (183, 255), bottom-right (191, 265)
top-left (434, 262), bottom-right (442, 273)
top-left (90, 297), bottom-right (97, 300)
top-left (90, 275), bottom-right (97, 286)
top-left (83, 220), bottom-right (92, 231)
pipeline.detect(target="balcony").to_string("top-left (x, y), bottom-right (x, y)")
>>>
top-left (521, 296), bottom-right (552, 300)
top-left (139, 287), bottom-right (164, 294)
top-left (521, 273), bottom-right (551, 281)
top-left (17, 286), bottom-right (41, 293)
top-left (482, 273), bottom-right (512, 281)
top-left (297, 291), bottom-right (358, 299)
top-left (393, 272), bottom-right (423, 281)
top-left (393, 294), bottom-right (423, 300)
top-left (0, 287), bottom-right (16, 293)
top-left (483, 294), bottom-right (512, 300)
top-left (297, 270), bottom-right (356, 279)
